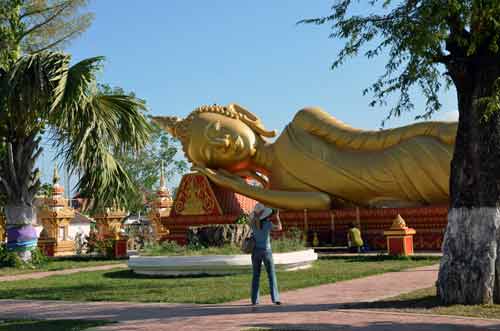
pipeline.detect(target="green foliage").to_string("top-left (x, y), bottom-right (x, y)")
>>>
top-left (0, 51), bottom-right (152, 210)
top-left (37, 182), bottom-right (53, 197)
top-left (31, 247), bottom-right (48, 266)
top-left (0, 2), bottom-right (150, 213)
top-left (477, 77), bottom-right (500, 122)
top-left (0, 245), bottom-right (47, 268)
top-left (0, 0), bottom-right (94, 67)
top-left (272, 227), bottom-right (306, 253)
top-left (84, 233), bottom-right (115, 259)
top-left (234, 213), bottom-right (249, 224)
top-left (141, 234), bottom-right (306, 256)
top-left (300, 1), bottom-right (500, 123)
top-left (0, 245), bottom-right (24, 268)
top-left (95, 239), bottom-right (115, 259)
top-left (140, 240), bottom-right (186, 256)
top-left (93, 84), bottom-right (187, 214)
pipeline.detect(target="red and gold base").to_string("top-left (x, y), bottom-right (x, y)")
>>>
top-left (158, 173), bottom-right (448, 251)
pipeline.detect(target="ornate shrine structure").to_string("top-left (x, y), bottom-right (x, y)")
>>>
top-left (148, 162), bottom-right (174, 242)
top-left (37, 167), bottom-right (76, 256)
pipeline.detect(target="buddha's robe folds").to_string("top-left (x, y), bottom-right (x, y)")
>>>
top-left (273, 108), bottom-right (457, 207)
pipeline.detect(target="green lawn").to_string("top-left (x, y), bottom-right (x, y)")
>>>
top-left (0, 256), bottom-right (439, 304)
top-left (0, 257), bottom-right (125, 276)
top-left (0, 319), bottom-right (112, 331)
top-left (342, 286), bottom-right (500, 320)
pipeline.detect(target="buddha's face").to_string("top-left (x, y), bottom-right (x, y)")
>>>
top-left (187, 112), bottom-right (258, 170)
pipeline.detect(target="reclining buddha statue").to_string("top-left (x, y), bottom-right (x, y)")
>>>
top-left (154, 104), bottom-right (457, 210)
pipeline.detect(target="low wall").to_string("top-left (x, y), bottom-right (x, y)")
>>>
top-left (129, 249), bottom-right (318, 276)
top-left (159, 205), bottom-right (448, 251)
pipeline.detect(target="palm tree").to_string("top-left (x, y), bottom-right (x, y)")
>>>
top-left (0, 52), bottom-right (151, 260)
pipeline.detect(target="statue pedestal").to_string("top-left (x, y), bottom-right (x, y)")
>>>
top-left (114, 236), bottom-right (128, 258)
top-left (384, 215), bottom-right (416, 256)
top-left (159, 173), bottom-right (258, 245)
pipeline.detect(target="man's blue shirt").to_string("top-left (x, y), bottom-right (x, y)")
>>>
top-left (252, 219), bottom-right (272, 250)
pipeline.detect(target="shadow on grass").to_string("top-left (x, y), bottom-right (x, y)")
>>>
top-left (102, 269), bottom-right (230, 279)
top-left (338, 294), bottom-right (442, 310)
top-left (49, 256), bottom-right (128, 262)
top-left (245, 320), bottom-right (498, 331)
top-left (319, 255), bottom-right (441, 263)
top-left (0, 284), bottom-right (108, 301)
top-left (0, 319), bottom-right (114, 331)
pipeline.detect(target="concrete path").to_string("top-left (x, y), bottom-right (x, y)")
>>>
top-left (1, 265), bottom-right (499, 330)
top-left (0, 264), bottom-right (126, 282)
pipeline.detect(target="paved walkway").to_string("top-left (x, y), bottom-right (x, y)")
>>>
top-left (0, 264), bottom-right (127, 282)
top-left (1, 265), bottom-right (499, 330)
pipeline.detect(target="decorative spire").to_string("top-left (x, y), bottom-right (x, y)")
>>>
top-left (159, 160), bottom-right (166, 190)
top-left (52, 165), bottom-right (60, 186)
top-left (390, 214), bottom-right (407, 229)
top-left (152, 160), bottom-right (172, 211)
top-left (48, 164), bottom-right (66, 209)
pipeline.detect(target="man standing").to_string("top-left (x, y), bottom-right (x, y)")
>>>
top-left (249, 203), bottom-right (282, 305)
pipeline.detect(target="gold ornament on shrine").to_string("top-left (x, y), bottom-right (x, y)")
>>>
top-left (148, 160), bottom-right (172, 241)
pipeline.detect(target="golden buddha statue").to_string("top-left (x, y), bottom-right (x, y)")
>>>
top-left (154, 104), bottom-right (456, 210)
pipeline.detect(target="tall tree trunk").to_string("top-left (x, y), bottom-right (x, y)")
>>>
top-left (0, 135), bottom-right (42, 261)
top-left (438, 63), bottom-right (500, 304)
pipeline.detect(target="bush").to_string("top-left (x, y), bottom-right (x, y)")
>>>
top-left (31, 248), bottom-right (48, 266)
top-left (272, 227), bottom-right (306, 253)
top-left (235, 213), bottom-right (249, 224)
top-left (141, 240), bottom-right (185, 256)
top-left (84, 231), bottom-right (115, 259)
top-left (141, 233), bottom-right (307, 256)
top-left (95, 239), bottom-right (115, 259)
top-left (0, 245), bottom-right (23, 268)
top-left (0, 245), bottom-right (47, 268)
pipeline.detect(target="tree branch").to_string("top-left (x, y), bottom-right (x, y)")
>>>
top-left (30, 29), bottom-right (80, 53)
top-left (18, 1), bottom-right (72, 41)
top-left (20, 1), bottom-right (71, 19)
top-left (445, 13), bottom-right (470, 56)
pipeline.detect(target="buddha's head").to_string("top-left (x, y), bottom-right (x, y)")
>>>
top-left (154, 104), bottom-right (276, 170)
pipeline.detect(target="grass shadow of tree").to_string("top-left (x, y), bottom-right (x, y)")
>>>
top-left (103, 269), bottom-right (232, 280)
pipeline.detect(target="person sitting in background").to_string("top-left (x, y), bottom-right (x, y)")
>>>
top-left (249, 203), bottom-right (282, 305)
top-left (347, 222), bottom-right (363, 253)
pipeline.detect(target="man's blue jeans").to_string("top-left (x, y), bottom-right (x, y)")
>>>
top-left (251, 248), bottom-right (280, 304)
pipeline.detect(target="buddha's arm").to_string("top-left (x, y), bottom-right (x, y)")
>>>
top-left (192, 166), bottom-right (331, 210)
top-left (291, 108), bottom-right (457, 150)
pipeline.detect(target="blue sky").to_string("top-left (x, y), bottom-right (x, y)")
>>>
top-left (39, 0), bottom-right (458, 192)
